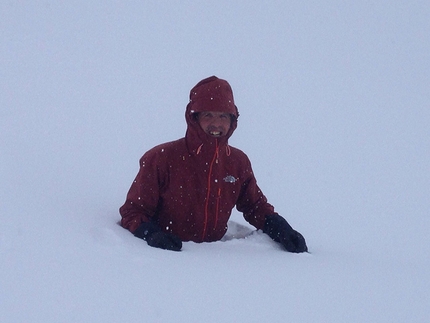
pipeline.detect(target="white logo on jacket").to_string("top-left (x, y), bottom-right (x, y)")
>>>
top-left (223, 175), bottom-right (237, 183)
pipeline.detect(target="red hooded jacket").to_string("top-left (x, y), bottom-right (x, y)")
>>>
top-left (120, 76), bottom-right (275, 242)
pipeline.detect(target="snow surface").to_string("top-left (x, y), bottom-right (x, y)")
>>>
top-left (1, 1), bottom-right (430, 322)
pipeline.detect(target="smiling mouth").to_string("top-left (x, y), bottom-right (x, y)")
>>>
top-left (209, 131), bottom-right (222, 137)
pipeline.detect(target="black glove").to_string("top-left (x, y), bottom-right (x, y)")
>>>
top-left (133, 222), bottom-right (182, 252)
top-left (263, 214), bottom-right (308, 253)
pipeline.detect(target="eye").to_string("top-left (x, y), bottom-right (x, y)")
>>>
top-left (201, 112), bottom-right (213, 119)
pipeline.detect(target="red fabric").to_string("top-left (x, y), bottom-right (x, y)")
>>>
top-left (188, 75), bottom-right (238, 117)
top-left (119, 76), bottom-right (275, 242)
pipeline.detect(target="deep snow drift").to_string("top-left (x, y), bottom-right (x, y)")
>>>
top-left (1, 2), bottom-right (429, 322)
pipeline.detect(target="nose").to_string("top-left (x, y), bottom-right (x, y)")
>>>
top-left (210, 117), bottom-right (223, 127)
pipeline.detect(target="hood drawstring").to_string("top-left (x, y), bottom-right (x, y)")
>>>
top-left (215, 139), bottom-right (220, 163)
top-left (197, 142), bottom-right (231, 158)
top-left (196, 143), bottom-right (203, 155)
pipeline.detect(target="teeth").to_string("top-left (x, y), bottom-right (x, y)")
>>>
top-left (210, 131), bottom-right (221, 136)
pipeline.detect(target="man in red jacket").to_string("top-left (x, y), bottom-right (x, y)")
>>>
top-left (120, 76), bottom-right (307, 252)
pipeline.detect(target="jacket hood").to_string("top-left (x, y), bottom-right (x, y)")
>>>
top-left (185, 76), bottom-right (239, 153)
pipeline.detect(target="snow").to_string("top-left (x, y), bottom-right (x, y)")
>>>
top-left (1, 1), bottom-right (430, 322)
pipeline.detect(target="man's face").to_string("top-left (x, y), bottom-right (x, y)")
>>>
top-left (198, 111), bottom-right (231, 137)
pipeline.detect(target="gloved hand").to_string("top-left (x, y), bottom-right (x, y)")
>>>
top-left (133, 221), bottom-right (182, 251)
top-left (263, 214), bottom-right (308, 253)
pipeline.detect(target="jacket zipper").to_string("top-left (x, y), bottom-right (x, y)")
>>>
top-left (214, 188), bottom-right (221, 232)
top-left (201, 139), bottom-right (220, 241)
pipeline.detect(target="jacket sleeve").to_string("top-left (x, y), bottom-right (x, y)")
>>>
top-left (119, 151), bottom-right (162, 233)
top-left (236, 158), bottom-right (275, 230)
